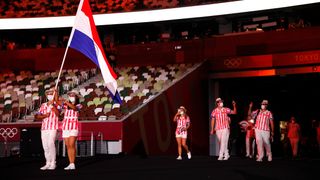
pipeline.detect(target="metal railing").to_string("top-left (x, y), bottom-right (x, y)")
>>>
top-left (57, 130), bottom-right (108, 157)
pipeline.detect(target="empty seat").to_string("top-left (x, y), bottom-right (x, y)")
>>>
top-left (94, 107), bottom-right (103, 115)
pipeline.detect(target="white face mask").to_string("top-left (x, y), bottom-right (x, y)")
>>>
top-left (47, 95), bottom-right (54, 101)
top-left (219, 102), bottom-right (224, 107)
top-left (69, 97), bottom-right (76, 103)
top-left (261, 105), bottom-right (266, 110)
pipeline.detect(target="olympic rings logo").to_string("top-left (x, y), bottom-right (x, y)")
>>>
top-left (223, 58), bottom-right (242, 68)
top-left (0, 128), bottom-right (18, 139)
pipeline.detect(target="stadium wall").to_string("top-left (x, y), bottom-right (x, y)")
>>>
top-left (1, 27), bottom-right (320, 71)
top-left (122, 62), bottom-right (209, 156)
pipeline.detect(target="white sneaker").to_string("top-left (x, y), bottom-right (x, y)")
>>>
top-left (268, 155), bottom-right (272, 162)
top-left (40, 164), bottom-right (50, 170)
top-left (187, 152), bottom-right (192, 159)
top-left (223, 155), bottom-right (230, 160)
top-left (176, 156), bottom-right (182, 160)
top-left (218, 156), bottom-right (223, 161)
top-left (64, 163), bottom-right (76, 170)
top-left (256, 158), bottom-right (263, 162)
top-left (47, 164), bottom-right (56, 170)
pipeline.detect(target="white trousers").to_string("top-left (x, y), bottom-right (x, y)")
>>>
top-left (41, 130), bottom-right (57, 166)
top-left (255, 129), bottom-right (272, 159)
top-left (216, 128), bottom-right (230, 157)
top-left (246, 137), bottom-right (255, 156)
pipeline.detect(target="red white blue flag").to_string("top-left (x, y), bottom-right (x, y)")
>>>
top-left (68, 0), bottom-right (121, 103)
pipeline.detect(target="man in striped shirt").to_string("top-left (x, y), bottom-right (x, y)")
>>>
top-left (210, 98), bottom-right (237, 160)
top-left (35, 89), bottom-right (59, 170)
top-left (250, 100), bottom-right (274, 162)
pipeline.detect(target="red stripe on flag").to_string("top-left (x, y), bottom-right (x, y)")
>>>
top-left (81, 0), bottom-right (117, 79)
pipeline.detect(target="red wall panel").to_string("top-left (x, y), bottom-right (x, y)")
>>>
top-left (122, 63), bottom-right (209, 155)
top-left (1, 27), bottom-right (320, 72)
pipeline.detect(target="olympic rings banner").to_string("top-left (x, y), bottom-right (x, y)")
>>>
top-left (0, 122), bottom-right (122, 142)
top-left (210, 49), bottom-right (320, 72)
top-left (0, 123), bottom-right (41, 142)
top-left (0, 128), bottom-right (18, 139)
top-left (210, 55), bottom-right (272, 71)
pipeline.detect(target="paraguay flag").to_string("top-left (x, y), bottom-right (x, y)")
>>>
top-left (67, 0), bottom-right (122, 103)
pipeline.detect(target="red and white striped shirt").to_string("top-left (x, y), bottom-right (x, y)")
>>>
top-left (211, 107), bottom-right (232, 130)
top-left (175, 115), bottom-right (190, 135)
top-left (252, 109), bottom-right (273, 131)
top-left (38, 103), bottom-right (59, 130)
top-left (62, 105), bottom-right (79, 131)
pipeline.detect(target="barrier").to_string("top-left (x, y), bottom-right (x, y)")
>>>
top-left (57, 130), bottom-right (121, 157)
top-left (0, 128), bottom-right (18, 157)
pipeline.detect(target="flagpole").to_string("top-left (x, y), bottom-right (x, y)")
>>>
top-left (53, 0), bottom-right (83, 93)
top-left (54, 46), bottom-right (70, 92)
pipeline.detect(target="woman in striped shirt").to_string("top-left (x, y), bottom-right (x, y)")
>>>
top-left (174, 106), bottom-right (191, 160)
top-left (59, 90), bottom-right (81, 170)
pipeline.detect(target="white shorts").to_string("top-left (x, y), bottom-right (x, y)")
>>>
top-left (176, 133), bottom-right (187, 139)
top-left (62, 130), bottom-right (79, 138)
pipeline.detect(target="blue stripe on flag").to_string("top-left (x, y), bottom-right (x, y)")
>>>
top-left (113, 91), bottom-right (122, 104)
top-left (69, 29), bottom-right (100, 67)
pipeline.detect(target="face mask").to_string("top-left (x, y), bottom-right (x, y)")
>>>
top-left (69, 97), bottom-right (76, 103)
top-left (261, 105), bottom-right (266, 110)
top-left (219, 102), bottom-right (224, 107)
top-left (47, 95), bottom-right (53, 101)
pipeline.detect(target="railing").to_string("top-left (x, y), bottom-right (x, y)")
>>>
top-left (0, 129), bottom-right (122, 158)
top-left (57, 130), bottom-right (105, 157)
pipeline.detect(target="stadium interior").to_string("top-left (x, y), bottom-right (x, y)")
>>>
top-left (0, 1), bottom-right (320, 179)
